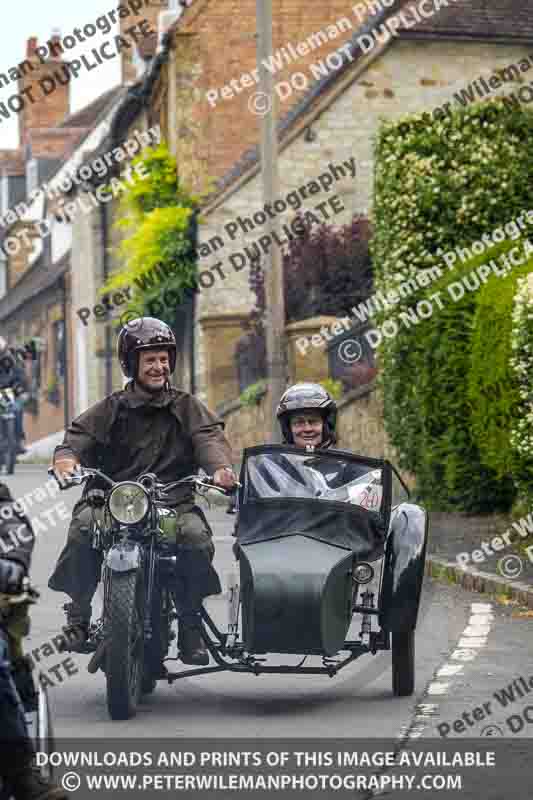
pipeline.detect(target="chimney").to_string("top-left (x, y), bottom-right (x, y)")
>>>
top-left (26, 37), bottom-right (38, 58)
top-left (121, 0), bottom-right (172, 85)
top-left (18, 32), bottom-right (70, 148)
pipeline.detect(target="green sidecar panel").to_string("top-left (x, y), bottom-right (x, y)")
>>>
top-left (239, 534), bottom-right (354, 656)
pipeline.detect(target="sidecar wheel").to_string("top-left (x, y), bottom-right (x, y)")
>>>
top-left (105, 571), bottom-right (144, 720)
top-left (392, 630), bottom-right (415, 697)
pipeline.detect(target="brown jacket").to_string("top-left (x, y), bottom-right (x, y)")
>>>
top-left (54, 381), bottom-right (233, 499)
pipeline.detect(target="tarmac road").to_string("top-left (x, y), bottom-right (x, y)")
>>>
top-left (3, 467), bottom-right (533, 796)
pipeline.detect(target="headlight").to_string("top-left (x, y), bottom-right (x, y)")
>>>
top-left (353, 562), bottom-right (374, 584)
top-left (108, 482), bottom-right (149, 525)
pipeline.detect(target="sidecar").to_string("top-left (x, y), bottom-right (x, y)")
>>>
top-left (165, 446), bottom-right (428, 697)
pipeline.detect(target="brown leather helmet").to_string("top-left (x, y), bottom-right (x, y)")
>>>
top-left (117, 317), bottom-right (177, 379)
top-left (276, 382), bottom-right (337, 445)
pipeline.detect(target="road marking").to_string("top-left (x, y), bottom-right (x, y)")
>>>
top-left (397, 602), bottom-right (494, 744)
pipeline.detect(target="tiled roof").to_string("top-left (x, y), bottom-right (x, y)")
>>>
top-left (27, 127), bottom-right (88, 160)
top-left (0, 251), bottom-right (69, 322)
top-left (398, 0), bottom-right (533, 41)
top-left (58, 86), bottom-right (122, 129)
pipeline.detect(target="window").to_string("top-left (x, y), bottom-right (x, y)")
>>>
top-left (26, 159), bottom-right (38, 195)
top-left (0, 173), bottom-right (8, 216)
top-left (52, 320), bottom-right (65, 379)
top-left (0, 257), bottom-right (6, 299)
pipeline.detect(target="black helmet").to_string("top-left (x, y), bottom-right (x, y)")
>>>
top-left (276, 382), bottom-right (337, 445)
top-left (117, 317), bottom-right (177, 379)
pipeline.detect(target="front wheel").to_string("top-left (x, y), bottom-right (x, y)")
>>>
top-left (392, 630), bottom-right (415, 697)
top-left (105, 571), bottom-right (144, 720)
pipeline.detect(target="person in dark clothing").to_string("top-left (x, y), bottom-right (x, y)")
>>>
top-left (0, 337), bottom-right (30, 453)
top-left (48, 317), bottom-right (236, 666)
top-left (0, 482), bottom-right (68, 800)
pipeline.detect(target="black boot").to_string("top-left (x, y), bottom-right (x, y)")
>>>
top-left (178, 614), bottom-right (209, 666)
top-left (2, 745), bottom-right (69, 800)
top-left (6, 766), bottom-right (69, 800)
top-left (58, 602), bottom-right (90, 653)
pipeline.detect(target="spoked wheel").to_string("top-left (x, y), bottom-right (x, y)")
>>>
top-left (105, 571), bottom-right (144, 720)
top-left (392, 629), bottom-right (415, 697)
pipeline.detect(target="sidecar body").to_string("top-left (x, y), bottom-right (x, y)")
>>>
top-left (234, 445), bottom-right (427, 658)
top-left (163, 445), bottom-right (428, 696)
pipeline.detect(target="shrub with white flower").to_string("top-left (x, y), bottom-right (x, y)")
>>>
top-left (372, 97), bottom-right (533, 511)
top-left (510, 272), bottom-right (533, 502)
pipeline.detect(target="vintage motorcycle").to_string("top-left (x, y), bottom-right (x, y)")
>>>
top-left (0, 388), bottom-right (18, 475)
top-left (51, 466), bottom-right (232, 720)
top-left (54, 445), bottom-right (428, 720)
top-left (0, 581), bottom-right (55, 800)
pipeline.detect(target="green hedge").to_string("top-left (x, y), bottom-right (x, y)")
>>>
top-left (468, 258), bottom-right (533, 479)
top-left (372, 99), bottom-right (533, 511)
top-left (510, 272), bottom-right (533, 503)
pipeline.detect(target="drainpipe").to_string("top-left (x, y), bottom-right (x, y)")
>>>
top-left (61, 273), bottom-right (69, 429)
top-left (100, 203), bottom-right (113, 396)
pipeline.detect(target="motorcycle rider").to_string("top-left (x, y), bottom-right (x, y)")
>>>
top-left (0, 481), bottom-right (68, 800)
top-left (0, 336), bottom-right (29, 454)
top-left (48, 317), bottom-right (236, 666)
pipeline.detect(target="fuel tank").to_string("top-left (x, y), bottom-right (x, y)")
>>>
top-left (239, 534), bottom-right (354, 656)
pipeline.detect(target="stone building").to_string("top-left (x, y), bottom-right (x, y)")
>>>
top-left (0, 34), bottom-right (122, 446)
top-left (155, 0), bottom-right (533, 444)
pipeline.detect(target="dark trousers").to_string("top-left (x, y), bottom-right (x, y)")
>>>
top-left (48, 501), bottom-right (222, 618)
top-left (0, 627), bottom-right (34, 780)
top-left (14, 400), bottom-right (24, 441)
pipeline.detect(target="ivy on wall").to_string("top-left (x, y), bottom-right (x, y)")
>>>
top-left (102, 142), bottom-right (206, 326)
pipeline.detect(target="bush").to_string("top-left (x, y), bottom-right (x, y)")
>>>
top-left (468, 257), bottom-right (533, 479)
top-left (239, 380), bottom-right (267, 407)
top-left (510, 272), bottom-right (533, 503)
top-left (103, 142), bottom-right (202, 326)
top-left (372, 98), bottom-right (533, 511)
top-left (283, 216), bottom-right (373, 322)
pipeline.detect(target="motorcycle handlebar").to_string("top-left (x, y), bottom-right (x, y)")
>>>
top-left (47, 467), bottom-right (240, 496)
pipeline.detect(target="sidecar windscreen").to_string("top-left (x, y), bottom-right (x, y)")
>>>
top-left (236, 446), bottom-right (392, 558)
